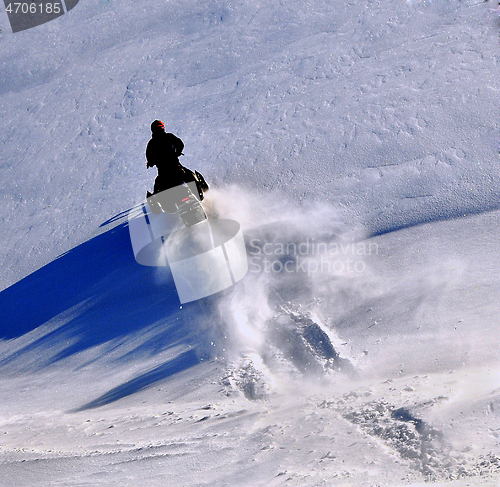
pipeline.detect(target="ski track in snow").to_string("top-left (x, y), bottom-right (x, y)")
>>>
top-left (1, 0), bottom-right (500, 484)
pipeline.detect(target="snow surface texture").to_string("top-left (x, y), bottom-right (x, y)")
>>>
top-left (1, 0), bottom-right (500, 485)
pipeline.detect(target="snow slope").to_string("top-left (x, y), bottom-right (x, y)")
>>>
top-left (1, 0), bottom-right (500, 485)
top-left (1, 0), bottom-right (499, 289)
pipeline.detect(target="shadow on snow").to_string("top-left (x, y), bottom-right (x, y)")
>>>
top-left (0, 214), bottom-right (215, 407)
top-left (70, 349), bottom-right (200, 412)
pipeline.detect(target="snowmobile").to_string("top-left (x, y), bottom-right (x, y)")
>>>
top-left (147, 170), bottom-right (209, 227)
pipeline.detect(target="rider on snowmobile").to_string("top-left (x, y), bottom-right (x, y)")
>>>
top-left (146, 120), bottom-right (196, 194)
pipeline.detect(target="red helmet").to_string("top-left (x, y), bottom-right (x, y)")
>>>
top-left (151, 120), bottom-right (165, 132)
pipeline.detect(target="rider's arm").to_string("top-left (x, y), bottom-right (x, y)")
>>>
top-left (146, 140), bottom-right (155, 168)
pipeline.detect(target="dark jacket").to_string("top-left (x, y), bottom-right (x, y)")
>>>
top-left (146, 131), bottom-right (194, 193)
top-left (146, 131), bottom-right (184, 172)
